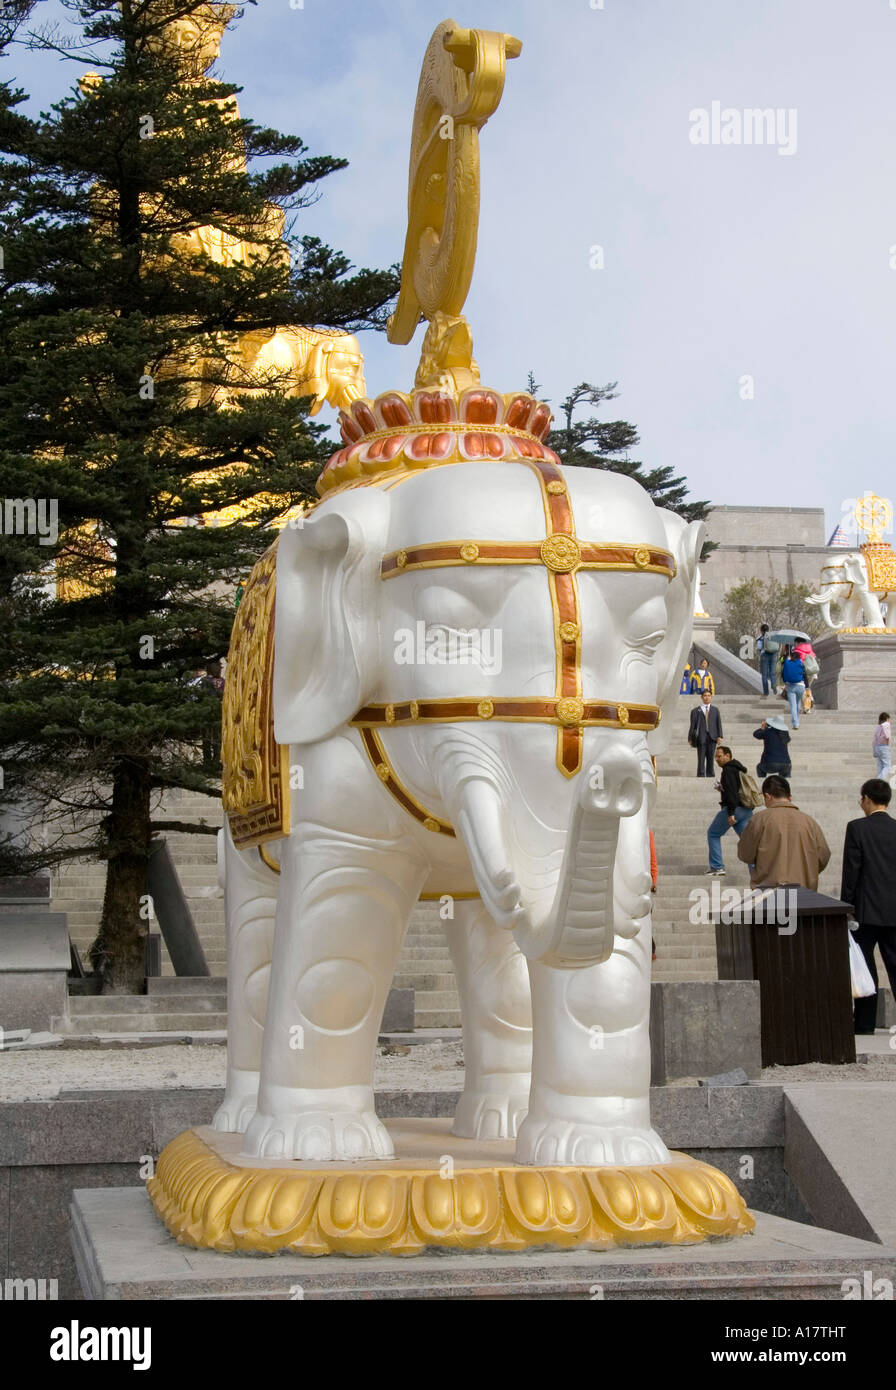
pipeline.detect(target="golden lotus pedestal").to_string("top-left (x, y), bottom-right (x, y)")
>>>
top-left (148, 1119), bottom-right (754, 1256)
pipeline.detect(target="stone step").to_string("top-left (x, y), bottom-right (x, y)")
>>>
top-left (393, 973), bottom-right (456, 991)
top-left (55, 1011), bottom-right (228, 1033)
top-left (68, 993), bottom-right (225, 1014)
top-left (414, 1008), bottom-right (463, 1028)
top-left (414, 989), bottom-right (461, 1010)
top-left (147, 977), bottom-right (227, 995)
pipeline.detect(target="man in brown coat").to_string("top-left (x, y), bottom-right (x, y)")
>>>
top-left (737, 774), bottom-right (831, 889)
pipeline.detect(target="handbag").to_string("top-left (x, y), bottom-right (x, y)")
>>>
top-left (848, 931), bottom-right (877, 999)
top-left (802, 688), bottom-right (814, 713)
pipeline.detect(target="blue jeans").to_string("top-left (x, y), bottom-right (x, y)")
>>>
top-left (785, 681), bottom-right (805, 729)
top-left (760, 652), bottom-right (776, 695)
top-left (707, 806), bottom-right (753, 870)
top-left (875, 747), bottom-right (891, 779)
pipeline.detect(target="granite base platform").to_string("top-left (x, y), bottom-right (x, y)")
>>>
top-left (70, 1186), bottom-right (896, 1300)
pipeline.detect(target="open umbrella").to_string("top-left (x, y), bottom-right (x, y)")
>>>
top-left (767, 629), bottom-right (811, 645)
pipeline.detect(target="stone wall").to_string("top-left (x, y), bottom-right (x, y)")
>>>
top-left (700, 505), bottom-right (831, 628)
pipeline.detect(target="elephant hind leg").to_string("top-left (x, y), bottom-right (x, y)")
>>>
top-left (213, 824), bottom-right (278, 1134)
top-left (446, 900), bottom-right (532, 1140)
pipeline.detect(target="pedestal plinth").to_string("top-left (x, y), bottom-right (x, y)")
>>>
top-left (812, 632), bottom-right (896, 710)
top-left (147, 1120), bottom-right (753, 1256)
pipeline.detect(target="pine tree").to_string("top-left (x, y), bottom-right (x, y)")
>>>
top-left (0, 0), bottom-right (399, 990)
top-left (533, 377), bottom-right (711, 526)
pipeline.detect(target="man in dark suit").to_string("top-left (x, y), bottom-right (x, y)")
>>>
top-left (688, 688), bottom-right (723, 777)
top-left (840, 778), bottom-right (896, 1034)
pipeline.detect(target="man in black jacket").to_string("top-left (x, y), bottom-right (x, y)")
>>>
top-left (705, 745), bottom-right (753, 875)
top-left (688, 689), bottom-right (723, 777)
top-left (841, 778), bottom-right (896, 1034)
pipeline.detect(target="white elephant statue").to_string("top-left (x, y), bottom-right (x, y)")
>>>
top-left (807, 550), bottom-right (895, 631)
top-left (212, 387), bottom-right (704, 1168)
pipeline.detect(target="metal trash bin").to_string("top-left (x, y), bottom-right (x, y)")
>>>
top-left (714, 886), bottom-right (856, 1066)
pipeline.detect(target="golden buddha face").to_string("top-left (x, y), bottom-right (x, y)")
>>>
top-left (150, 5), bottom-right (238, 75)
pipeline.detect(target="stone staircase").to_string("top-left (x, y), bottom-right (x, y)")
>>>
top-left (650, 694), bottom-right (883, 980)
top-left (57, 977), bottom-right (227, 1035)
top-left (48, 696), bottom-right (884, 1029)
top-left (395, 904), bottom-right (459, 1028)
top-left (51, 789), bottom-right (224, 980)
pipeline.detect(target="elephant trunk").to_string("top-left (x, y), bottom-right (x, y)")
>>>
top-left (807, 587), bottom-right (842, 630)
top-left (435, 732), bottom-right (652, 967)
top-left (512, 740), bottom-right (649, 967)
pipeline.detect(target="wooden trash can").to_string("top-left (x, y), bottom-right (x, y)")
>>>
top-left (714, 887), bottom-right (856, 1066)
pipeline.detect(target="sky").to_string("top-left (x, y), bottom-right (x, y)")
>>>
top-left (6, 0), bottom-right (896, 540)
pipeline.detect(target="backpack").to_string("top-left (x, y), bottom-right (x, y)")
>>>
top-left (738, 770), bottom-right (764, 810)
top-left (761, 635), bottom-right (780, 654)
top-left (802, 654), bottom-right (819, 678)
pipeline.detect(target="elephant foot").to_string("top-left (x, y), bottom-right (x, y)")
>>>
top-left (516, 1110), bottom-right (671, 1167)
top-left (240, 1086), bottom-right (393, 1161)
top-left (212, 1067), bottom-right (259, 1134)
top-left (451, 1076), bottom-right (529, 1140)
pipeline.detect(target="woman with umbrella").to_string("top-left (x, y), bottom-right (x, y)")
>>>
top-left (766, 629), bottom-right (817, 708)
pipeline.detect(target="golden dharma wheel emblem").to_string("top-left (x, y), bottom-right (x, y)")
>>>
top-left (854, 493), bottom-right (893, 545)
top-left (558, 621), bottom-right (579, 643)
top-left (376, 763), bottom-right (390, 782)
top-left (477, 698), bottom-right (495, 719)
top-left (556, 696), bottom-right (584, 726)
top-left (409, 700), bottom-right (420, 719)
top-left (633, 546), bottom-right (652, 569)
top-left (547, 480), bottom-right (566, 495)
top-left (396, 550), bottom-right (408, 568)
top-left (460, 542), bottom-right (480, 563)
top-left (540, 534), bottom-right (580, 573)
top-left (616, 703), bottom-right (630, 726)
top-left (385, 704), bottom-right (396, 724)
top-left (423, 817), bottom-right (441, 833)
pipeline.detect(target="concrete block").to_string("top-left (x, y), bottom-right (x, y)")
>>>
top-left (0, 911), bottom-right (69, 970)
top-left (10, 1164), bottom-right (141, 1299)
top-left (812, 632), bottom-right (896, 711)
top-left (784, 1084), bottom-right (896, 1248)
top-left (0, 1096), bottom-right (153, 1167)
top-left (150, 1089), bottom-right (222, 1151)
top-left (0, 875), bottom-right (51, 909)
top-left (687, 1147), bottom-right (786, 1218)
top-left (380, 987), bottom-right (414, 1034)
top-left (0, 910), bottom-right (71, 1033)
top-left (70, 1187), bottom-right (896, 1300)
top-left (650, 980), bottom-right (762, 1084)
top-left (0, 973), bottom-right (68, 1036)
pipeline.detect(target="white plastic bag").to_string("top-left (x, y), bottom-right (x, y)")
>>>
top-left (848, 931), bottom-right (877, 999)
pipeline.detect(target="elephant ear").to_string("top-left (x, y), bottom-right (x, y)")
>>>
top-left (273, 488), bottom-right (391, 745)
top-left (648, 511), bottom-right (705, 757)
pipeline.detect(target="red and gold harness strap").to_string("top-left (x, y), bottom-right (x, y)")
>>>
top-left (381, 540), bottom-right (674, 580)
top-left (358, 455), bottom-right (672, 781)
top-left (354, 697), bottom-right (660, 732)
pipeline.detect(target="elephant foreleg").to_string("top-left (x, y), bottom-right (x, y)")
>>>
top-left (515, 813), bottom-right (669, 1167)
top-left (445, 899), bottom-right (532, 1140)
top-left (241, 832), bottom-right (427, 1161)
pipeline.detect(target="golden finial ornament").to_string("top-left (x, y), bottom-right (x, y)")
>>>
top-left (387, 20), bottom-right (522, 392)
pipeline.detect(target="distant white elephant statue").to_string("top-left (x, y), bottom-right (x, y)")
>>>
top-left (807, 550), bottom-right (895, 630)
top-left (213, 388), bottom-right (703, 1168)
